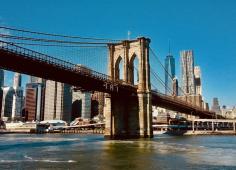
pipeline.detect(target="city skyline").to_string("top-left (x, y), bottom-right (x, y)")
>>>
top-left (0, 0), bottom-right (236, 106)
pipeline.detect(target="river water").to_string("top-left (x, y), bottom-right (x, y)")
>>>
top-left (0, 134), bottom-right (235, 170)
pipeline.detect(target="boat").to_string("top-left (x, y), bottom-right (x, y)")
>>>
top-left (38, 120), bottom-right (67, 132)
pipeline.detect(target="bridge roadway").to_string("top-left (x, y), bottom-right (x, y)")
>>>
top-left (0, 41), bottom-right (215, 118)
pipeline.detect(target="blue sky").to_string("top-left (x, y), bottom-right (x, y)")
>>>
top-left (0, 0), bottom-right (236, 107)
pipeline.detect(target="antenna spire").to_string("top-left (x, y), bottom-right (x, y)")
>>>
top-left (168, 39), bottom-right (171, 55)
top-left (128, 31), bottom-right (131, 40)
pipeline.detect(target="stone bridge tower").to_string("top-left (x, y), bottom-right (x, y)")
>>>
top-left (104, 37), bottom-right (153, 139)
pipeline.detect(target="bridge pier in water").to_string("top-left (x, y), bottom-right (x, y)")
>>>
top-left (104, 37), bottom-right (153, 139)
top-left (104, 93), bottom-right (153, 139)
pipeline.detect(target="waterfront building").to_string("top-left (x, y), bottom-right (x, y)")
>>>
top-left (11, 73), bottom-right (24, 120)
top-left (1, 86), bottom-right (14, 119)
top-left (203, 102), bottom-right (209, 111)
top-left (230, 107), bottom-right (236, 119)
top-left (30, 76), bottom-right (45, 84)
top-left (194, 66), bottom-right (202, 95)
top-left (165, 54), bottom-right (175, 95)
top-left (25, 83), bottom-right (45, 121)
top-left (44, 80), bottom-right (72, 122)
top-left (211, 97), bottom-right (221, 115)
top-left (221, 106), bottom-right (236, 119)
top-left (81, 92), bottom-right (91, 119)
top-left (172, 77), bottom-right (179, 96)
top-left (11, 88), bottom-right (24, 119)
top-left (180, 50), bottom-right (195, 95)
top-left (13, 73), bottom-right (21, 89)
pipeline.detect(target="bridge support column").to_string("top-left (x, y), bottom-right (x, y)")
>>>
top-left (106, 37), bottom-right (153, 139)
top-left (138, 92), bottom-right (153, 138)
top-left (104, 94), bottom-right (140, 139)
top-left (104, 94), bottom-right (114, 138)
top-left (104, 93), bottom-right (154, 139)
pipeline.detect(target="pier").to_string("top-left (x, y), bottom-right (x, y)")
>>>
top-left (190, 119), bottom-right (236, 135)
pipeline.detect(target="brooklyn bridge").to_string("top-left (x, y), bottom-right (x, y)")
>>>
top-left (0, 26), bottom-right (217, 138)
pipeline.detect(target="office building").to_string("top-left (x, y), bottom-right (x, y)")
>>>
top-left (30, 76), bottom-right (45, 84)
top-left (25, 83), bottom-right (45, 121)
top-left (1, 87), bottom-right (14, 118)
top-left (211, 97), bottom-right (221, 115)
top-left (165, 54), bottom-right (175, 95)
top-left (172, 77), bottom-right (179, 96)
top-left (11, 73), bottom-right (24, 119)
top-left (194, 66), bottom-right (202, 95)
top-left (44, 80), bottom-right (72, 122)
top-left (203, 102), bottom-right (209, 111)
top-left (11, 88), bottom-right (24, 119)
top-left (13, 73), bottom-right (21, 89)
top-left (180, 50), bottom-right (195, 95)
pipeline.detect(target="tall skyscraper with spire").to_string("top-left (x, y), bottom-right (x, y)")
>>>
top-left (180, 50), bottom-right (195, 95)
top-left (165, 42), bottom-right (175, 95)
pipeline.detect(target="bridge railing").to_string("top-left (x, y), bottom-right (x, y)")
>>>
top-left (151, 90), bottom-right (215, 116)
top-left (0, 40), bottom-right (76, 71)
top-left (0, 40), bottom-right (135, 88)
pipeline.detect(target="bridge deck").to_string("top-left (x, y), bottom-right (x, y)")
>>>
top-left (152, 91), bottom-right (216, 118)
top-left (0, 41), bottom-right (136, 95)
top-left (0, 41), bottom-right (216, 118)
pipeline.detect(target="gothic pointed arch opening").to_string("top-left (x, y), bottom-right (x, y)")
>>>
top-left (129, 53), bottom-right (139, 85)
top-left (71, 99), bottom-right (82, 120)
top-left (115, 56), bottom-right (124, 80)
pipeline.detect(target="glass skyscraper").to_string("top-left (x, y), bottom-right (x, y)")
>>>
top-left (165, 54), bottom-right (175, 95)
